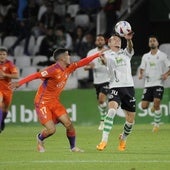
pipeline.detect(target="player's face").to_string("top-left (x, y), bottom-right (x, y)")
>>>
top-left (108, 35), bottom-right (121, 49)
top-left (62, 52), bottom-right (71, 65)
top-left (149, 37), bottom-right (159, 49)
top-left (95, 36), bottom-right (105, 49)
top-left (0, 51), bottom-right (8, 63)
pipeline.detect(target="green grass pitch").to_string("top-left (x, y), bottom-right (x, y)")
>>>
top-left (0, 124), bottom-right (170, 170)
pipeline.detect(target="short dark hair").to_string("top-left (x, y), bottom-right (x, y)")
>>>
top-left (53, 48), bottom-right (68, 60)
top-left (96, 34), bottom-right (105, 38)
top-left (149, 35), bottom-right (159, 41)
top-left (0, 47), bottom-right (8, 53)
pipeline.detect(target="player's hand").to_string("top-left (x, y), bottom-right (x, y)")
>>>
top-left (9, 82), bottom-right (20, 90)
top-left (161, 73), bottom-right (168, 80)
top-left (98, 49), bottom-right (108, 56)
top-left (124, 31), bottom-right (134, 40)
top-left (138, 74), bottom-right (143, 80)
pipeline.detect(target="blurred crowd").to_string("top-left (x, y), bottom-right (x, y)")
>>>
top-left (0, 0), bottom-right (122, 58)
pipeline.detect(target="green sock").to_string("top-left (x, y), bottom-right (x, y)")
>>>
top-left (121, 121), bottom-right (134, 140)
top-left (102, 108), bottom-right (116, 142)
top-left (98, 102), bottom-right (107, 121)
top-left (154, 109), bottom-right (162, 126)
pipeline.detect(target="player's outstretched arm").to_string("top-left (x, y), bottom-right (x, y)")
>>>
top-left (9, 72), bottom-right (41, 90)
top-left (77, 50), bottom-right (106, 68)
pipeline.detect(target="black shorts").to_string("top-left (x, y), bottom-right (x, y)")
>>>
top-left (108, 87), bottom-right (136, 112)
top-left (94, 82), bottom-right (109, 99)
top-left (142, 86), bottom-right (164, 102)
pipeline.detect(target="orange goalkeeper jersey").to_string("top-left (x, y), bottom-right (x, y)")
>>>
top-left (0, 60), bottom-right (18, 91)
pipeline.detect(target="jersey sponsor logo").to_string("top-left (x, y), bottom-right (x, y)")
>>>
top-left (149, 62), bottom-right (156, 67)
top-left (41, 71), bottom-right (48, 77)
top-left (115, 56), bottom-right (126, 66)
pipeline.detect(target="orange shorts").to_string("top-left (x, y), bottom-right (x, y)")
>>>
top-left (0, 90), bottom-right (13, 107)
top-left (34, 99), bottom-right (67, 125)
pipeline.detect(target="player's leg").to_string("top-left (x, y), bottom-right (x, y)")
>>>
top-left (97, 100), bottom-right (118, 151)
top-left (1, 109), bottom-right (8, 131)
top-left (59, 113), bottom-right (84, 152)
top-left (0, 98), bottom-right (3, 132)
top-left (118, 111), bottom-right (135, 151)
top-left (152, 98), bottom-right (162, 132)
top-left (151, 87), bottom-right (164, 132)
top-left (141, 100), bottom-right (150, 110)
top-left (118, 87), bottom-right (136, 151)
top-left (98, 92), bottom-right (108, 130)
top-left (0, 92), bottom-right (4, 132)
top-left (0, 92), bottom-right (13, 132)
top-left (141, 87), bottom-right (152, 110)
top-left (35, 103), bottom-right (56, 152)
top-left (37, 120), bottom-right (56, 152)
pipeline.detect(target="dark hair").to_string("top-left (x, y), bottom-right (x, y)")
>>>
top-left (96, 34), bottom-right (105, 37)
top-left (53, 48), bottom-right (68, 60)
top-left (0, 47), bottom-right (8, 53)
top-left (149, 35), bottom-right (159, 41)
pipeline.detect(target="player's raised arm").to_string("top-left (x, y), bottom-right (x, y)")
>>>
top-left (9, 72), bottom-right (41, 90)
top-left (77, 49), bottom-right (106, 68)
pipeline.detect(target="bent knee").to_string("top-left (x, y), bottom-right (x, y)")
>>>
top-left (141, 106), bottom-right (148, 110)
top-left (141, 103), bottom-right (149, 110)
top-left (48, 127), bottom-right (56, 135)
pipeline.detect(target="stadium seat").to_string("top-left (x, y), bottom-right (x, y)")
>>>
top-left (64, 73), bottom-right (78, 90)
top-left (27, 79), bottom-right (42, 90)
top-left (28, 35), bottom-right (36, 55)
top-left (15, 78), bottom-right (27, 91)
top-left (32, 55), bottom-right (47, 66)
top-left (2, 36), bottom-right (17, 49)
top-left (33, 35), bottom-right (45, 55)
top-left (75, 67), bottom-right (89, 80)
top-left (67, 4), bottom-right (80, 18)
top-left (15, 56), bottom-right (31, 69)
top-left (75, 14), bottom-right (90, 28)
top-left (14, 45), bottom-right (24, 57)
top-left (7, 56), bottom-right (15, 63)
top-left (20, 66), bottom-right (38, 77)
top-left (159, 43), bottom-right (170, 59)
top-left (70, 55), bottom-right (81, 62)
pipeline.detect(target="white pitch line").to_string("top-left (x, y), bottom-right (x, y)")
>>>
top-left (1, 160), bottom-right (170, 164)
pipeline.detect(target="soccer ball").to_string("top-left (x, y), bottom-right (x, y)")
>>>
top-left (114, 21), bottom-right (132, 37)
